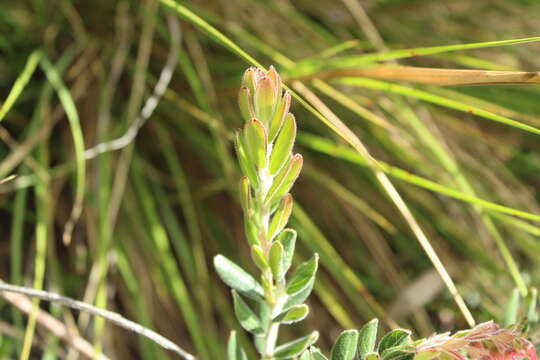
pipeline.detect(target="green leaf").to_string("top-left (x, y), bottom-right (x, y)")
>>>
top-left (244, 119), bottom-right (267, 169)
top-left (269, 241), bottom-right (285, 280)
top-left (504, 288), bottom-right (521, 326)
top-left (256, 301), bottom-right (272, 329)
top-left (268, 194), bottom-right (293, 240)
top-left (287, 254), bottom-right (319, 296)
top-left (286, 37), bottom-right (540, 78)
top-left (275, 331), bottom-right (319, 359)
top-left (227, 331), bottom-right (248, 360)
top-left (364, 352), bottom-right (380, 360)
top-left (265, 154), bottom-right (291, 200)
top-left (298, 133), bottom-right (540, 223)
top-left (381, 345), bottom-right (415, 360)
top-left (251, 245), bottom-right (270, 271)
top-left (254, 335), bottom-right (266, 355)
top-left (239, 177), bottom-right (251, 214)
top-left (283, 277), bottom-right (315, 311)
top-left (377, 329), bottom-right (411, 354)
top-left (238, 86), bottom-right (254, 122)
top-left (358, 319), bottom-right (379, 359)
top-left (245, 217), bottom-right (261, 246)
top-left (275, 304), bottom-right (310, 324)
top-left (235, 130), bottom-right (259, 188)
top-left (214, 255), bottom-right (264, 300)
top-left (241, 67), bottom-right (257, 93)
top-left (232, 291), bottom-right (264, 334)
top-left (341, 78), bottom-right (540, 137)
top-left (254, 75), bottom-right (277, 127)
top-left (269, 91), bottom-right (291, 142)
top-left (310, 347), bottom-right (329, 360)
top-left (277, 229), bottom-right (296, 275)
top-left (269, 113), bottom-right (296, 174)
top-left (331, 330), bottom-right (359, 360)
top-left (265, 154), bottom-right (303, 205)
top-left (267, 66), bottom-right (282, 97)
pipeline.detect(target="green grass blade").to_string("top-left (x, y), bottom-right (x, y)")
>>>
top-left (292, 204), bottom-right (397, 328)
top-left (299, 133), bottom-right (540, 223)
top-left (0, 50), bottom-right (42, 122)
top-left (20, 125), bottom-right (50, 360)
top-left (397, 103), bottom-right (527, 295)
top-left (339, 78), bottom-right (540, 136)
top-left (288, 37), bottom-right (540, 76)
top-left (132, 158), bottom-right (211, 360)
top-left (158, 0), bottom-right (263, 69)
top-left (115, 243), bottom-right (167, 360)
top-left (39, 56), bottom-right (86, 245)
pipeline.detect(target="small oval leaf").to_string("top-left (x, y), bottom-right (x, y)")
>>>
top-left (310, 347), bottom-right (329, 360)
top-left (214, 255), bottom-right (264, 300)
top-left (228, 331), bottom-right (248, 360)
top-left (241, 67), bottom-right (257, 94)
top-left (265, 154), bottom-right (303, 205)
top-left (377, 329), bottom-right (411, 354)
top-left (232, 291), bottom-right (264, 335)
top-left (268, 194), bottom-right (293, 241)
top-left (238, 86), bottom-right (254, 122)
top-left (277, 229), bottom-right (297, 275)
top-left (282, 304), bottom-right (310, 324)
top-left (244, 119), bottom-right (267, 169)
top-left (244, 217), bottom-right (261, 246)
top-left (251, 245), bottom-right (270, 271)
top-left (269, 113), bottom-right (296, 174)
top-left (275, 331), bottom-right (319, 359)
top-left (287, 254), bottom-right (319, 296)
top-left (331, 330), bottom-right (359, 360)
top-left (239, 177), bottom-right (251, 214)
top-left (269, 91), bottom-right (291, 142)
top-left (381, 345), bottom-right (415, 360)
top-left (254, 76), bottom-right (277, 127)
top-left (358, 319), bottom-right (379, 359)
top-left (267, 66), bottom-right (282, 99)
top-left (235, 130), bottom-right (259, 188)
top-left (283, 277), bottom-right (315, 311)
top-left (269, 241), bottom-right (285, 280)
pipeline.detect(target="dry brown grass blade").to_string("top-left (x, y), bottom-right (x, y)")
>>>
top-left (292, 80), bottom-right (476, 327)
top-left (304, 66), bottom-right (540, 86)
top-left (0, 174), bottom-right (16, 185)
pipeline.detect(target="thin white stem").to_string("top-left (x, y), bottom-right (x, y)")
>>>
top-left (0, 283), bottom-right (195, 360)
top-left (264, 322), bottom-right (280, 359)
top-left (83, 14), bottom-right (181, 160)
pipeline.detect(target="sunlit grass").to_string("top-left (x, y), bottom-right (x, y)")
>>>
top-left (0, 0), bottom-right (539, 358)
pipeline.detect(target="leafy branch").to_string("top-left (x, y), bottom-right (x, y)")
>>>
top-left (214, 66), bottom-right (318, 360)
top-left (213, 66), bottom-right (539, 360)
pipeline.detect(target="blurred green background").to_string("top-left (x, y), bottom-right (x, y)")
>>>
top-left (1, 0), bottom-right (540, 358)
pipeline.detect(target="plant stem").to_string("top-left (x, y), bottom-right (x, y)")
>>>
top-left (257, 160), bottom-right (282, 360)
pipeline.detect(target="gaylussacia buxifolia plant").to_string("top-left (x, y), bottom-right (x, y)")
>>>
top-left (213, 67), bottom-right (539, 360)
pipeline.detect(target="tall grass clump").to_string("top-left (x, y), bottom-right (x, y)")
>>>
top-left (1, 0), bottom-right (540, 359)
top-left (213, 66), bottom-right (539, 360)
